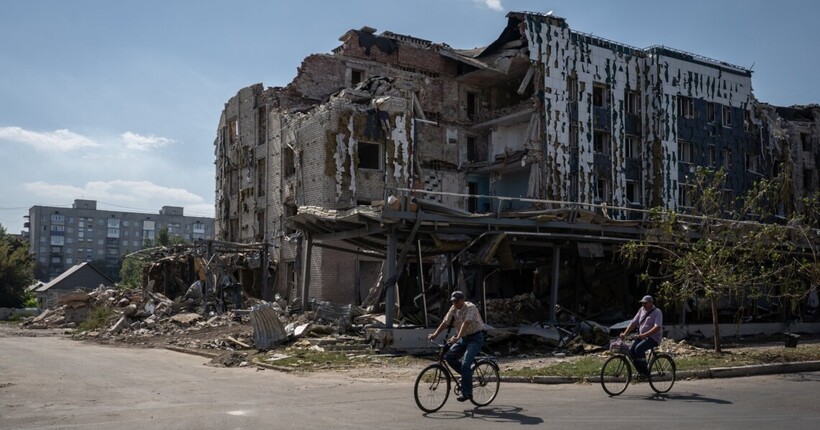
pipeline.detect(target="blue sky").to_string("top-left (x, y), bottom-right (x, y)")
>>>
top-left (1, 0), bottom-right (818, 234)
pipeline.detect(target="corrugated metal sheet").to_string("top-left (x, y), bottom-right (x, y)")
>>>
top-left (250, 303), bottom-right (287, 350)
top-left (310, 299), bottom-right (352, 324)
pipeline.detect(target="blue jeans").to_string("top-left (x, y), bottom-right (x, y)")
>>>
top-left (444, 331), bottom-right (485, 397)
top-left (630, 337), bottom-right (658, 376)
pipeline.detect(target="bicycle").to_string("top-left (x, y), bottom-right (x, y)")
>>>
top-left (600, 337), bottom-right (676, 396)
top-left (413, 339), bottom-right (501, 413)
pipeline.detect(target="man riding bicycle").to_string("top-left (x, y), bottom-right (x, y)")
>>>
top-left (427, 290), bottom-right (485, 402)
top-left (620, 295), bottom-right (663, 379)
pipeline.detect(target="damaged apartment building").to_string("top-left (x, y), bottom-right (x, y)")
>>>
top-left (214, 12), bottom-right (819, 329)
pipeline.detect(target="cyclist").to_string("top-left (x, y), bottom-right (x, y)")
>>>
top-left (620, 295), bottom-right (663, 380)
top-left (427, 290), bottom-right (485, 402)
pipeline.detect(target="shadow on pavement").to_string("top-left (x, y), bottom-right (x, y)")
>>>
top-left (468, 405), bottom-right (545, 425)
top-left (421, 405), bottom-right (543, 425)
top-left (645, 392), bottom-right (732, 404)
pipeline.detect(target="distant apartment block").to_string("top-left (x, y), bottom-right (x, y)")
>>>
top-left (27, 199), bottom-right (214, 281)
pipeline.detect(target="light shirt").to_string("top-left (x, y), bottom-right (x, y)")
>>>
top-left (631, 305), bottom-right (663, 343)
top-left (443, 301), bottom-right (484, 336)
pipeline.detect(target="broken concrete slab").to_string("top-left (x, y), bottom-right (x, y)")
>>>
top-left (171, 313), bottom-right (202, 325)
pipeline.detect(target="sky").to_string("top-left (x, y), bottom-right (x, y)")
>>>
top-left (1, 0), bottom-right (819, 234)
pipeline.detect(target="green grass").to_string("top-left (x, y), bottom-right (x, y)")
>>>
top-left (502, 343), bottom-right (820, 379)
top-left (77, 305), bottom-right (115, 332)
top-left (255, 346), bottom-right (424, 371)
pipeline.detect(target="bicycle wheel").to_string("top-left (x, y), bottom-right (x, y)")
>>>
top-left (648, 353), bottom-right (676, 394)
top-left (469, 360), bottom-right (500, 407)
top-left (600, 355), bottom-right (631, 396)
top-left (414, 364), bottom-right (451, 413)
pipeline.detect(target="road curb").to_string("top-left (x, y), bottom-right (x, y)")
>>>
top-left (707, 360), bottom-right (820, 378)
top-left (163, 345), bottom-right (220, 359)
top-left (501, 361), bottom-right (820, 385)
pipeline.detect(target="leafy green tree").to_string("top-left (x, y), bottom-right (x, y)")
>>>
top-left (156, 227), bottom-right (185, 246)
top-left (118, 256), bottom-right (144, 289)
top-left (621, 168), bottom-right (817, 352)
top-left (0, 224), bottom-right (35, 307)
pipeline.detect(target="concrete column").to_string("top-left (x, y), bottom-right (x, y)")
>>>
top-left (550, 246), bottom-right (561, 322)
top-left (300, 235), bottom-right (313, 311)
top-left (261, 243), bottom-right (272, 301)
top-left (385, 228), bottom-right (397, 329)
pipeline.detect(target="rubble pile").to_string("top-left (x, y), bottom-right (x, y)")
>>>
top-left (485, 294), bottom-right (549, 326)
top-left (20, 287), bottom-right (364, 355)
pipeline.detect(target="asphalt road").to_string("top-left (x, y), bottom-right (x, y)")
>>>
top-left (1, 335), bottom-right (819, 430)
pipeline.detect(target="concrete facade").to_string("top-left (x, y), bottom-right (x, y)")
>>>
top-left (214, 12), bottom-right (818, 308)
top-left (27, 199), bottom-right (215, 281)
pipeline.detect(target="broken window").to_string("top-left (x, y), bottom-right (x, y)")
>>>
top-left (722, 106), bottom-right (732, 127)
top-left (801, 133), bottom-right (812, 151)
top-left (707, 102), bottom-right (716, 123)
top-left (351, 68), bottom-right (364, 86)
top-left (468, 181), bottom-right (478, 212)
top-left (567, 75), bottom-right (578, 102)
top-left (593, 84), bottom-right (609, 108)
top-left (229, 219), bottom-right (239, 242)
top-left (677, 96), bottom-right (694, 119)
top-left (256, 210), bottom-right (265, 239)
top-left (257, 106), bottom-right (267, 145)
top-left (358, 141), bottom-right (382, 170)
top-left (256, 158), bottom-right (266, 196)
top-left (467, 136), bottom-right (484, 162)
top-left (229, 117), bottom-right (238, 144)
top-left (466, 91), bottom-right (478, 119)
top-left (678, 184), bottom-right (693, 208)
top-left (284, 204), bottom-right (297, 234)
top-left (722, 148), bottom-right (732, 170)
top-left (625, 135), bottom-right (639, 159)
top-left (284, 146), bottom-right (295, 176)
top-left (593, 131), bottom-right (610, 155)
top-left (804, 169), bottom-right (814, 190)
top-left (626, 180), bottom-right (641, 205)
top-left (595, 178), bottom-right (611, 203)
top-left (626, 91), bottom-right (641, 115)
top-left (745, 153), bottom-right (759, 173)
top-left (678, 140), bottom-right (693, 163)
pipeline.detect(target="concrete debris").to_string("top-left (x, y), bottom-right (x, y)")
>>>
top-left (171, 313), bottom-right (203, 325)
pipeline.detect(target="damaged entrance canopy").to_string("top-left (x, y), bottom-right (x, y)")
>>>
top-left (288, 196), bottom-right (649, 260)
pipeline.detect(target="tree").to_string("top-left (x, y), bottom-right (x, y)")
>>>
top-left (620, 168), bottom-right (817, 352)
top-left (0, 224), bottom-right (35, 307)
top-left (118, 256), bottom-right (144, 289)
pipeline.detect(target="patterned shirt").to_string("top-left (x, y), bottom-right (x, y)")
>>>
top-left (443, 301), bottom-right (484, 336)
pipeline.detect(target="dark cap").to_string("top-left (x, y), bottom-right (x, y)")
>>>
top-left (640, 295), bottom-right (654, 304)
top-left (450, 291), bottom-right (465, 301)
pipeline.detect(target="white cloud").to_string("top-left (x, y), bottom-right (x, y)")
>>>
top-left (121, 131), bottom-right (177, 151)
top-left (475, 0), bottom-right (504, 12)
top-left (24, 180), bottom-right (205, 207)
top-left (0, 126), bottom-right (100, 152)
